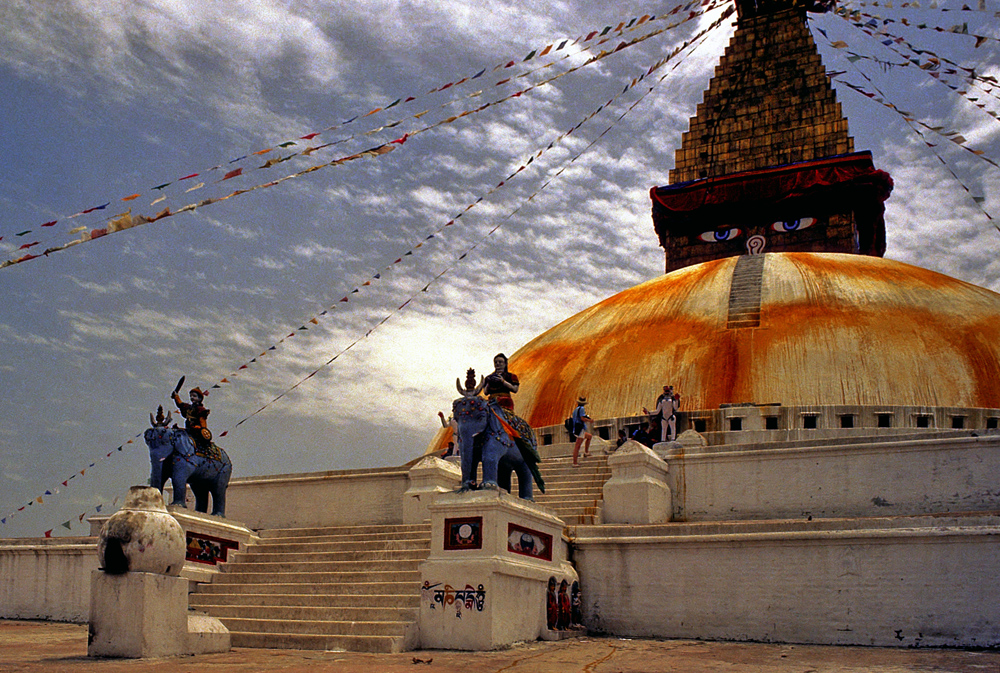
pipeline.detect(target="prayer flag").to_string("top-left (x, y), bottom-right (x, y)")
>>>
top-left (223, 168), bottom-right (243, 180)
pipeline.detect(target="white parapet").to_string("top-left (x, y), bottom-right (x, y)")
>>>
top-left (603, 440), bottom-right (672, 524)
top-left (418, 489), bottom-right (579, 650)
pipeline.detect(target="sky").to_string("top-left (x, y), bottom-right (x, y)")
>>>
top-left (1, 0), bottom-right (998, 538)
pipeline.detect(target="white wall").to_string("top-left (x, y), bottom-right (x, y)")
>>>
top-left (664, 435), bottom-right (1000, 521)
top-left (208, 468), bottom-right (410, 530)
top-left (0, 540), bottom-right (96, 622)
top-left (575, 525), bottom-right (1000, 648)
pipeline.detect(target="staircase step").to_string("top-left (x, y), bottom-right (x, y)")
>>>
top-left (219, 559), bottom-right (425, 574)
top-left (256, 531), bottom-right (432, 544)
top-left (200, 605), bottom-right (416, 622)
top-left (229, 631), bottom-right (407, 653)
top-left (219, 617), bottom-right (409, 637)
top-left (232, 549), bottom-right (430, 563)
top-left (249, 539), bottom-right (430, 554)
top-left (190, 593), bottom-right (419, 608)
top-left (259, 524), bottom-right (431, 538)
top-left (196, 581), bottom-right (420, 595)
top-left (213, 570), bottom-right (420, 584)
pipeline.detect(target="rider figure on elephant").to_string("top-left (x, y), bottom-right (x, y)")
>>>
top-left (453, 357), bottom-right (544, 499)
top-left (172, 386), bottom-right (222, 462)
top-left (483, 353), bottom-right (518, 411)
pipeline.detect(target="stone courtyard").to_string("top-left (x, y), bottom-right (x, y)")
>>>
top-left (3, 619), bottom-right (999, 673)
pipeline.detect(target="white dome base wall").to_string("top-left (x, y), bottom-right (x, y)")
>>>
top-left (661, 433), bottom-right (1000, 521)
top-left (574, 519), bottom-right (1000, 648)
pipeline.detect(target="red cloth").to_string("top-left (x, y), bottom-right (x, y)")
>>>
top-left (651, 152), bottom-right (893, 214)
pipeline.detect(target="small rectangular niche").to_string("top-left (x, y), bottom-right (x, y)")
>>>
top-left (914, 414), bottom-right (933, 428)
top-left (839, 414), bottom-right (855, 429)
top-left (729, 417), bottom-right (743, 431)
top-left (876, 412), bottom-right (893, 428)
top-left (987, 417), bottom-right (999, 430)
top-left (764, 416), bottom-right (779, 430)
top-left (693, 418), bottom-right (707, 433)
top-left (950, 416), bottom-right (966, 429)
top-left (597, 427), bottom-right (610, 440)
top-left (542, 434), bottom-right (553, 446)
top-left (802, 413), bottom-right (819, 429)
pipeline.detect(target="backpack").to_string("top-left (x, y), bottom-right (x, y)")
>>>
top-left (564, 416), bottom-right (576, 439)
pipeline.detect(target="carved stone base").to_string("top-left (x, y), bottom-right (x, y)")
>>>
top-left (418, 489), bottom-right (579, 650)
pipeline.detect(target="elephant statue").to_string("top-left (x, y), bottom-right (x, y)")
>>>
top-left (144, 407), bottom-right (232, 517)
top-left (452, 371), bottom-right (544, 500)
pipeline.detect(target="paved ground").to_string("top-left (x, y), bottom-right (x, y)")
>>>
top-left (2, 620), bottom-right (999, 673)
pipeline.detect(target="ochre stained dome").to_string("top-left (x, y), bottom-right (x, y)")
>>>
top-left (508, 252), bottom-right (1000, 428)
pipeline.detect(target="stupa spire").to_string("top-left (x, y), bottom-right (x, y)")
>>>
top-left (670, 0), bottom-right (850, 184)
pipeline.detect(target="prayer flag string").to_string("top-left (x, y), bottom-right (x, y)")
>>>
top-left (816, 27), bottom-right (998, 228)
top-left (2, 3), bottom-right (719, 250)
top-left (1, 2), bottom-right (734, 535)
top-left (2, 1), bottom-right (729, 271)
top-left (207, 7), bottom-right (736, 439)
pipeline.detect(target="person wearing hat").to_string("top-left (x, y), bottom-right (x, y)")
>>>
top-left (571, 396), bottom-right (593, 466)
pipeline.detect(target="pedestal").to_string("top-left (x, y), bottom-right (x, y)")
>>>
top-left (404, 456), bottom-right (461, 524)
top-left (89, 571), bottom-right (188, 658)
top-left (418, 489), bottom-right (578, 650)
top-left (603, 441), bottom-right (672, 524)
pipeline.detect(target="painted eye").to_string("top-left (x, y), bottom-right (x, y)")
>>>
top-left (771, 217), bottom-right (816, 232)
top-left (698, 227), bottom-right (743, 242)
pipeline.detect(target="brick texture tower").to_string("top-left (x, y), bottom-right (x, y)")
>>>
top-left (652, 0), bottom-right (892, 273)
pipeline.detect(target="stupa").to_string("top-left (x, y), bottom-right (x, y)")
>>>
top-left (504, 0), bottom-right (1000, 440)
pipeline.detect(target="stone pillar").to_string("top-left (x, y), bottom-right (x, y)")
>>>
top-left (418, 489), bottom-right (578, 650)
top-left (603, 441), bottom-right (672, 524)
top-left (89, 485), bottom-right (230, 658)
top-left (404, 456), bottom-right (462, 524)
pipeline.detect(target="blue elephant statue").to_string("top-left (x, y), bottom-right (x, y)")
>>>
top-left (144, 408), bottom-right (232, 517)
top-left (452, 375), bottom-right (544, 500)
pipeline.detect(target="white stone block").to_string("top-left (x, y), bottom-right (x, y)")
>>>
top-left (88, 571), bottom-right (188, 658)
top-left (404, 456), bottom-right (461, 524)
top-left (603, 441), bottom-right (672, 524)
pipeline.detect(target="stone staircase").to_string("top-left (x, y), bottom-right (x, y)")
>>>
top-left (189, 523), bottom-right (431, 652)
top-left (188, 450), bottom-right (611, 651)
top-left (534, 450), bottom-right (611, 525)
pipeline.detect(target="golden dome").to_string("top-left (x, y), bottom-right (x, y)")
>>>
top-left (509, 252), bottom-right (1000, 427)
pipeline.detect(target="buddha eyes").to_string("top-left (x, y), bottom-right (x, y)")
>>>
top-left (698, 227), bottom-right (743, 242)
top-left (696, 217), bottom-right (816, 243)
top-left (771, 217), bottom-right (816, 232)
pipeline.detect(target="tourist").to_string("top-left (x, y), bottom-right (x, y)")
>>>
top-left (644, 384), bottom-right (680, 442)
top-left (571, 396), bottom-right (593, 466)
top-left (616, 428), bottom-right (628, 449)
top-left (631, 417), bottom-right (657, 447)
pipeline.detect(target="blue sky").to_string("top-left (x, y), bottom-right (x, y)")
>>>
top-left (1, 0), bottom-right (997, 537)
